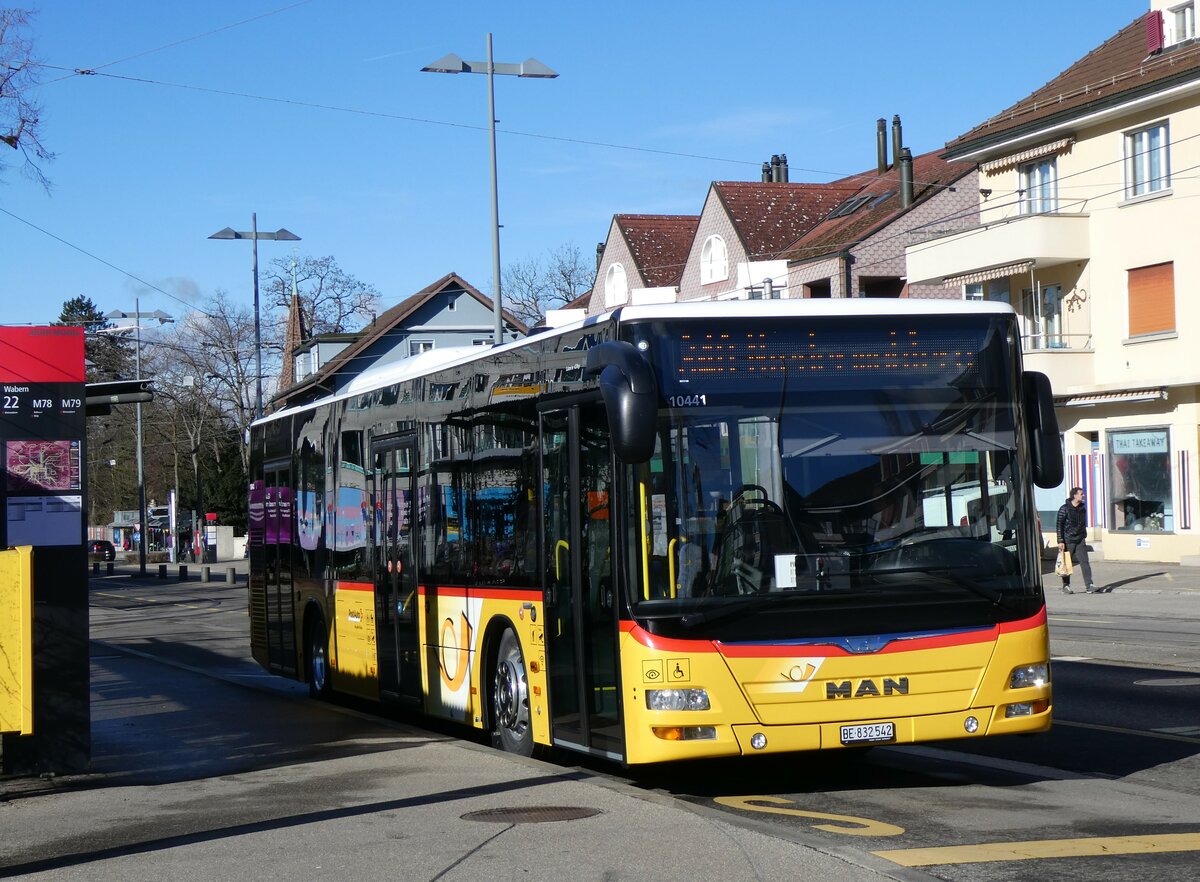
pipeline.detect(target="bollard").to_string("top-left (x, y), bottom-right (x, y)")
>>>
top-left (158, 564), bottom-right (168, 579)
top-left (106, 562), bottom-right (114, 575)
top-left (179, 565), bottom-right (188, 581)
top-left (92, 561), bottom-right (100, 573)
top-left (225, 567), bottom-right (237, 585)
top-left (201, 566), bottom-right (210, 583)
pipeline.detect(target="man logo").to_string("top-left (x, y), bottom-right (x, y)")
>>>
top-left (781, 659), bottom-right (823, 692)
top-left (826, 677), bottom-right (909, 699)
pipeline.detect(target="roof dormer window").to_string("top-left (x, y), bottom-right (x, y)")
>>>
top-left (1173, 2), bottom-right (1195, 43)
top-left (604, 263), bottom-right (628, 306)
top-left (699, 235), bottom-right (728, 285)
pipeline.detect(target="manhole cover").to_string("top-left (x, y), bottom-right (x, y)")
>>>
top-left (461, 806), bottom-right (601, 824)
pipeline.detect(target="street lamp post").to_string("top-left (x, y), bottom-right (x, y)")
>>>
top-left (104, 304), bottom-right (173, 575)
top-left (209, 215), bottom-right (301, 419)
top-left (422, 35), bottom-right (557, 345)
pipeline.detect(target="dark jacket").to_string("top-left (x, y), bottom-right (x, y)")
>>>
top-left (1056, 501), bottom-right (1087, 544)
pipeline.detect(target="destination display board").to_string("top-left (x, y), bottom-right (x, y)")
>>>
top-left (0, 327), bottom-right (87, 548)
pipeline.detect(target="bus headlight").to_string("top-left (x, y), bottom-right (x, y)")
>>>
top-left (646, 688), bottom-right (711, 711)
top-left (1009, 664), bottom-right (1049, 689)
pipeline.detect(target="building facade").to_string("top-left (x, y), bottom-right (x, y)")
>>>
top-left (905, 3), bottom-right (1200, 562)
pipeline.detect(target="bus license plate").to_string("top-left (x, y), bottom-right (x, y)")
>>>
top-left (840, 722), bottom-right (895, 745)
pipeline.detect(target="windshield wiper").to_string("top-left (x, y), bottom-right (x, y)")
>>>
top-left (866, 564), bottom-right (1008, 606)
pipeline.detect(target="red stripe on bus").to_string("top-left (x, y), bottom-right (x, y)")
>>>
top-left (620, 621), bottom-right (719, 653)
top-left (998, 606), bottom-right (1047, 633)
top-left (415, 585), bottom-right (541, 603)
top-left (335, 582), bottom-right (374, 592)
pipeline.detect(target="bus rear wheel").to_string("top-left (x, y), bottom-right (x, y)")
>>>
top-left (491, 628), bottom-right (533, 756)
top-left (307, 616), bottom-right (331, 700)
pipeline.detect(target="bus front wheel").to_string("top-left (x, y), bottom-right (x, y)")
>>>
top-left (307, 616), bottom-right (331, 700)
top-left (491, 628), bottom-right (533, 756)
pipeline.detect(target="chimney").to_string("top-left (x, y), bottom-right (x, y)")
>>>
top-left (596, 242), bottom-right (604, 274)
top-left (762, 161), bottom-right (772, 182)
top-left (876, 118), bottom-right (888, 174)
top-left (770, 154), bottom-right (781, 182)
top-left (891, 114), bottom-right (904, 168)
top-left (899, 147), bottom-right (914, 208)
top-left (778, 153), bottom-right (789, 182)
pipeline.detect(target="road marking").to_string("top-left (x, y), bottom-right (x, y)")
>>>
top-left (93, 591), bottom-right (214, 612)
top-left (713, 795), bottom-right (904, 837)
top-left (873, 832), bottom-right (1200, 866)
top-left (1134, 677), bottom-right (1200, 687)
top-left (1051, 656), bottom-right (1092, 662)
top-left (1048, 617), bottom-right (1113, 624)
top-left (1055, 719), bottom-right (1200, 745)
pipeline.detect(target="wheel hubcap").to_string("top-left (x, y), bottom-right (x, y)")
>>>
top-left (312, 641), bottom-right (326, 691)
top-left (495, 656), bottom-right (528, 733)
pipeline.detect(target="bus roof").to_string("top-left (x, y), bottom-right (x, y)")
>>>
top-left (255, 298), bottom-right (1016, 427)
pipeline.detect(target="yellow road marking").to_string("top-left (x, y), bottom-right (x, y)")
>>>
top-left (714, 795), bottom-right (904, 836)
top-left (1056, 718), bottom-right (1200, 745)
top-left (874, 832), bottom-right (1200, 866)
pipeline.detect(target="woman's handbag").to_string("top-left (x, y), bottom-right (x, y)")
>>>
top-left (1054, 549), bottom-right (1073, 577)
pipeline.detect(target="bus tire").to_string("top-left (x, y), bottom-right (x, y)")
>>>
top-left (491, 627), bottom-right (534, 756)
top-left (307, 615), bottom-right (331, 700)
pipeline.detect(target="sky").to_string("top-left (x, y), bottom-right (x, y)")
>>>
top-left (1, 0), bottom-right (1146, 331)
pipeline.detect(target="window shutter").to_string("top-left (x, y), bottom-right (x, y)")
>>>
top-left (1128, 262), bottom-right (1175, 336)
top-left (1146, 10), bottom-right (1164, 54)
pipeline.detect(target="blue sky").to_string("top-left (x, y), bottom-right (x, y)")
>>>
top-left (2, 0), bottom-right (1143, 328)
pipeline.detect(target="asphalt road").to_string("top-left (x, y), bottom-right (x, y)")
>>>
top-left (10, 567), bottom-right (1199, 881)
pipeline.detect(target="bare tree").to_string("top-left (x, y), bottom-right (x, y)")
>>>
top-left (502, 243), bottom-right (593, 328)
top-left (1, 8), bottom-right (53, 186)
top-left (159, 291), bottom-right (264, 471)
top-left (262, 254), bottom-right (380, 338)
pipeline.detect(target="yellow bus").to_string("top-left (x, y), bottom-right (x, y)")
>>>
top-left (248, 299), bottom-right (1062, 764)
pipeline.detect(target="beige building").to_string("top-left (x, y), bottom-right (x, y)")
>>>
top-left (905, 2), bottom-right (1200, 563)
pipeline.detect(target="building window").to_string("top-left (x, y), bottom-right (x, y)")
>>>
top-left (1173, 2), bottom-right (1195, 42)
top-left (1109, 429), bottom-right (1173, 532)
top-left (1020, 158), bottom-right (1057, 214)
top-left (699, 235), bottom-right (728, 285)
top-left (1125, 122), bottom-right (1170, 198)
top-left (604, 263), bottom-right (628, 307)
top-left (964, 279), bottom-right (1010, 302)
top-left (409, 339), bottom-right (434, 356)
top-left (472, 338), bottom-right (492, 347)
top-left (446, 293), bottom-right (457, 312)
top-left (1127, 262), bottom-right (1175, 337)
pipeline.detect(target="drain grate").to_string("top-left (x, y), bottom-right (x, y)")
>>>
top-left (461, 806), bottom-right (601, 824)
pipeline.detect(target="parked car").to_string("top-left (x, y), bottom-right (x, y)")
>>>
top-left (87, 539), bottom-right (116, 561)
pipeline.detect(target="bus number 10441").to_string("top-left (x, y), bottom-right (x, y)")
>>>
top-left (667, 394), bottom-right (707, 408)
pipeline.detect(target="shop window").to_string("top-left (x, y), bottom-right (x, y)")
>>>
top-left (1127, 262), bottom-right (1175, 337)
top-left (1109, 429), bottom-right (1173, 532)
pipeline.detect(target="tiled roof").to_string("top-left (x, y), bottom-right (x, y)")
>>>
top-left (714, 182), bottom-right (860, 260)
top-left (614, 214), bottom-right (699, 287)
top-left (783, 150), bottom-right (974, 261)
top-left (947, 14), bottom-right (1200, 154)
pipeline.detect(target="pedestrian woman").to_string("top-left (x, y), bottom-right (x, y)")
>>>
top-left (1056, 487), bottom-right (1097, 594)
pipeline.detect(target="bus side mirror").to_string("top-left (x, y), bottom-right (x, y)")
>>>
top-left (1023, 371), bottom-right (1063, 489)
top-left (585, 341), bottom-right (658, 463)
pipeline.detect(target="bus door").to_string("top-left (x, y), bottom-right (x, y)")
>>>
top-left (372, 437), bottom-right (420, 700)
top-left (263, 461), bottom-right (296, 676)
top-left (541, 401), bottom-right (623, 760)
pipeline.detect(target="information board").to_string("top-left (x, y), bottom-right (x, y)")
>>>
top-left (0, 326), bottom-right (87, 548)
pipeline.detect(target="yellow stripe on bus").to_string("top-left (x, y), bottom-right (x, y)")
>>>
top-left (874, 832), bottom-right (1200, 866)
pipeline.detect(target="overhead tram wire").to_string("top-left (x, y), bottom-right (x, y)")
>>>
top-left (37, 0), bottom-right (316, 86)
top-left (0, 206), bottom-right (217, 319)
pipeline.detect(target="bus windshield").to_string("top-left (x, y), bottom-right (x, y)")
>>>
top-left (625, 314), bottom-right (1040, 632)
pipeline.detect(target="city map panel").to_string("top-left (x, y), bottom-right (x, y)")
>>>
top-left (6, 440), bottom-right (82, 494)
